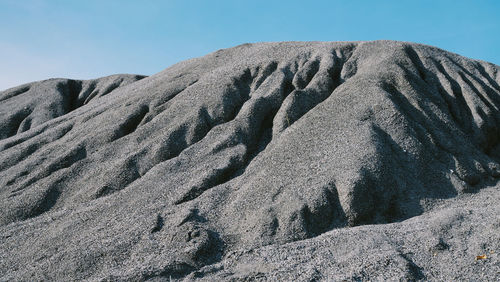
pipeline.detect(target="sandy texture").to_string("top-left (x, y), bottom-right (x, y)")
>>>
top-left (0, 41), bottom-right (499, 281)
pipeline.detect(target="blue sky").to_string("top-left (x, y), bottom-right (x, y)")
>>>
top-left (1, 0), bottom-right (499, 90)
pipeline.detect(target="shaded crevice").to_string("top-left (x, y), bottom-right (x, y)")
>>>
top-left (0, 123), bottom-right (74, 173)
top-left (174, 156), bottom-right (242, 205)
top-left (159, 79), bottom-right (199, 107)
top-left (81, 79), bottom-right (124, 105)
top-left (263, 216), bottom-right (280, 237)
top-left (93, 157), bottom-right (141, 199)
top-left (217, 71), bottom-right (298, 177)
top-left (25, 183), bottom-right (62, 220)
top-left (98, 79), bottom-right (124, 97)
top-left (381, 78), bottom-right (497, 189)
top-left (273, 55), bottom-right (345, 135)
top-left (173, 78), bottom-right (293, 205)
top-left (382, 81), bottom-right (456, 158)
top-left (140, 79), bottom-right (200, 126)
top-left (405, 58), bottom-right (499, 160)
top-left (16, 116), bottom-right (32, 134)
top-left (3, 143), bottom-right (39, 182)
top-left (147, 69), bottom-right (256, 164)
top-left (329, 52), bottom-right (348, 88)
top-left (400, 252), bottom-right (426, 281)
top-left (47, 144), bottom-right (87, 172)
top-left (142, 69), bottom-right (251, 144)
top-left (59, 80), bottom-right (83, 113)
top-left (4, 108), bottom-right (32, 139)
top-left (174, 86), bottom-right (288, 206)
top-left (84, 76), bottom-right (147, 105)
top-left (431, 68), bottom-right (499, 154)
top-left (134, 74), bottom-right (148, 81)
top-left (475, 63), bottom-right (500, 93)
top-left (93, 106), bottom-right (212, 199)
top-left (383, 233), bottom-right (426, 280)
top-left (150, 214), bottom-right (164, 233)
top-left (144, 227), bottom-right (225, 280)
top-left (80, 81), bottom-right (98, 105)
top-left (178, 208), bottom-right (208, 227)
top-left (151, 124), bottom-right (195, 164)
top-left (95, 114), bottom-right (210, 200)
top-left (142, 214), bottom-right (225, 280)
top-left (281, 69), bottom-right (296, 100)
top-left (145, 67), bottom-right (285, 189)
top-left (10, 145), bottom-right (87, 194)
top-left (443, 54), bottom-right (500, 111)
top-left (445, 54), bottom-right (499, 90)
top-left (209, 106), bottom-right (279, 194)
top-left (430, 58), bottom-right (475, 134)
top-left (292, 57), bottom-right (320, 89)
top-left (0, 85), bottom-right (31, 103)
top-left (232, 97), bottom-right (283, 175)
top-left (338, 44), bottom-right (359, 81)
top-left (247, 108), bottom-right (276, 159)
top-left (219, 68), bottom-right (253, 123)
top-left (301, 183), bottom-right (348, 237)
top-left (143, 263), bottom-right (196, 280)
top-left (457, 72), bottom-right (495, 109)
top-left (111, 105), bottom-right (150, 141)
top-left (437, 83), bottom-right (464, 129)
top-left (253, 61), bottom-right (278, 91)
top-left (455, 72), bottom-right (500, 151)
top-left (404, 45), bottom-right (428, 83)
top-left (56, 76), bottom-right (146, 116)
top-left (382, 195), bottom-right (402, 222)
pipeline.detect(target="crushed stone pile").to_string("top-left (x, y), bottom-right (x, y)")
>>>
top-left (1, 41), bottom-right (499, 281)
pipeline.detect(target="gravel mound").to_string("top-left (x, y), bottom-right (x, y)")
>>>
top-left (0, 40), bottom-right (499, 280)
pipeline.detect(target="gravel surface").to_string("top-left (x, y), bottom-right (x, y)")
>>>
top-left (0, 40), bottom-right (499, 281)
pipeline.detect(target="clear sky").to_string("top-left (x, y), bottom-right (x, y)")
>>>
top-left (1, 0), bottom-right (499, 90)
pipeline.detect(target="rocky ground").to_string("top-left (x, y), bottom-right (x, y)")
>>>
top-left (0, 40), bottom-right (499, 281)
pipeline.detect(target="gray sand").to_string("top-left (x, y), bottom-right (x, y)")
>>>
top-left (0, 40), bottom-right (499, 281)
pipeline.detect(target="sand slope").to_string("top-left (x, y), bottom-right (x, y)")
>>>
top-left (0, 41), bottom-right (499, 280)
